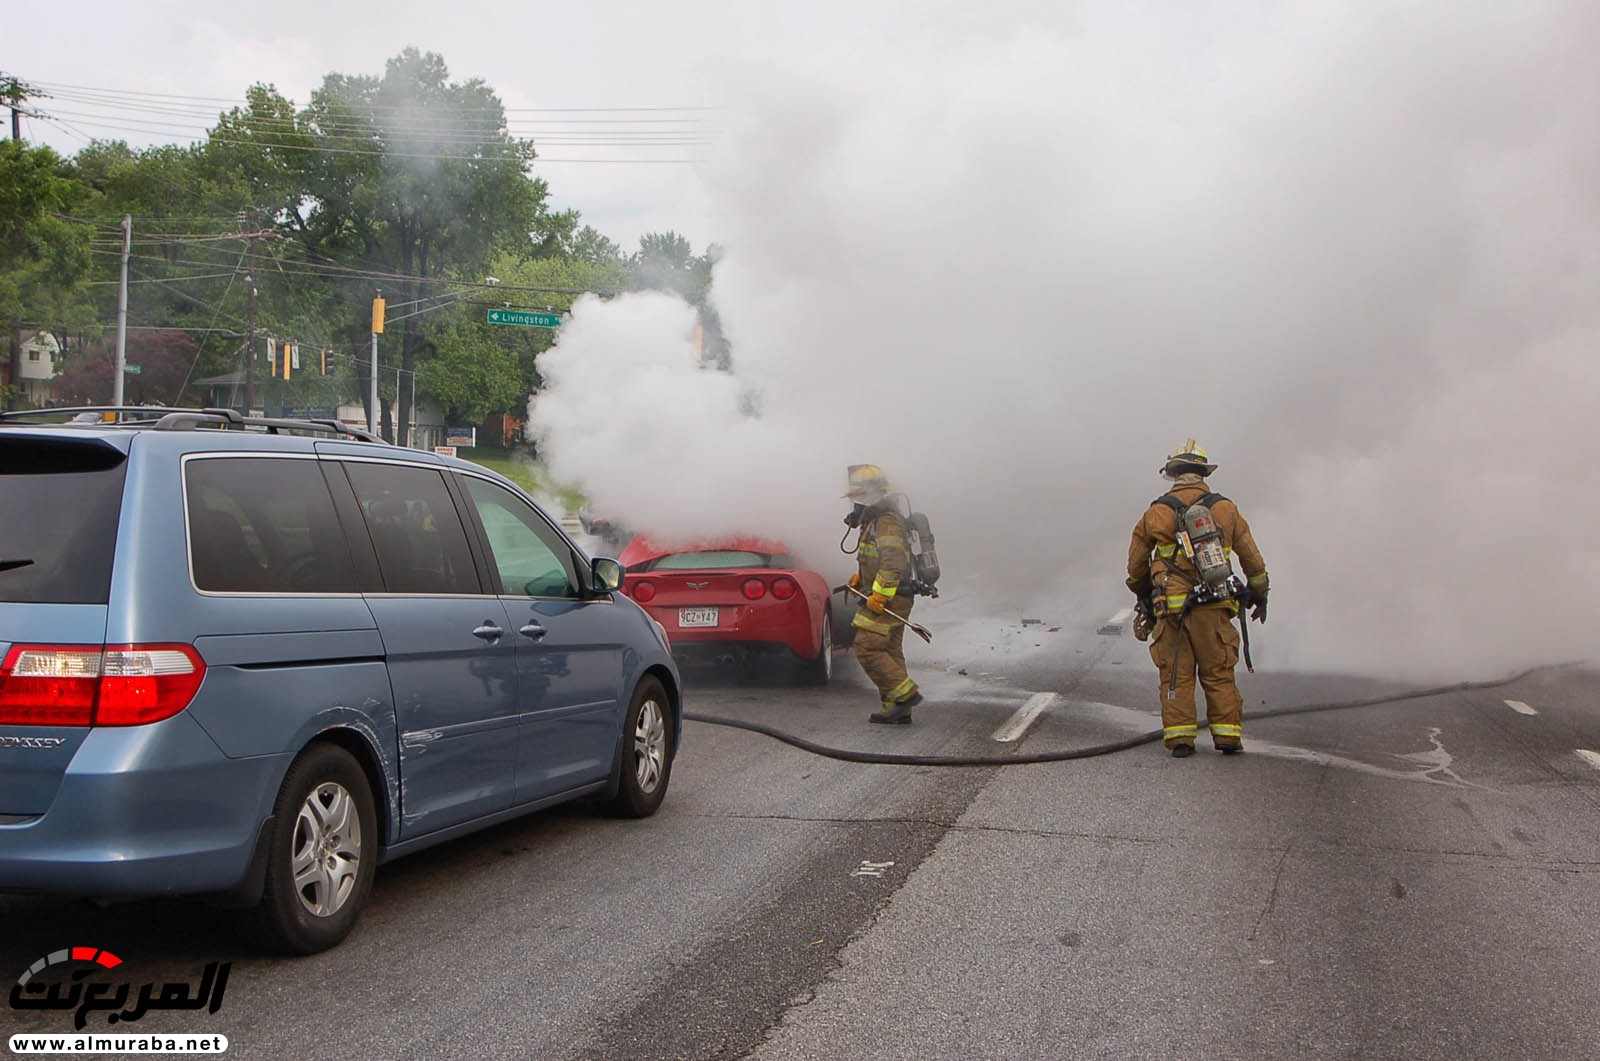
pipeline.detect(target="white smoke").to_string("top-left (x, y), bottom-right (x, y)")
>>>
top-left (531, 1), bottom-right (1600, 680)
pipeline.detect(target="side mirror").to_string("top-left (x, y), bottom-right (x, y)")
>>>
top-left (591, 557), bottom-right (624, 594)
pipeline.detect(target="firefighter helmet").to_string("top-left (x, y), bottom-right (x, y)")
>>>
top-left (844, 464), bottom-right (892, 504)
top-left (1162, 439), bottom-right (1217, 478)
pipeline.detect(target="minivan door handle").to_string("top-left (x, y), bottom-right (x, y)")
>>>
top-left (472, 621), bottom-right (504, 642)
top-left (519, 622), bottom-right (548, 641)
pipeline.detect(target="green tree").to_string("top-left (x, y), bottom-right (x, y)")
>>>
top-left (52, 328), bottom-right (197, 405)
top-left (629, 230), bottom-right (710, 299)
top-left (292, 48), bottom-right (546, 444)
top-left (628, 232), bottom-right (727, 368)
top-left (0, 142), bottom-right (95, 409)
top-left (415, 317), bottom-right (523, 425)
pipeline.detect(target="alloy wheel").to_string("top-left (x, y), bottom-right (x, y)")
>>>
top-left (633, 697), bottom-right (667, 794)
top-left (290, 781), bottom-right (363, 918)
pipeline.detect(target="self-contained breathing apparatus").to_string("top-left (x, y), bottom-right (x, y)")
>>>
top-left (1145, 492), bottom-right (1254, 693)
top-left (841, 495), bottom-right (941, 598)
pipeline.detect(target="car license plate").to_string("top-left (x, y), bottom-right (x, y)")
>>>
top-left (679, 607), bottom-right (718, 628)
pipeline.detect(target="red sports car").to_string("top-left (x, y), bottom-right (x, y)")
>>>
top-left (618, 535), bottom-right (836, 684)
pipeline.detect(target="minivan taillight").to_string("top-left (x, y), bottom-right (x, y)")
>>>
top-left (0, 644), bottom-right (207, 727)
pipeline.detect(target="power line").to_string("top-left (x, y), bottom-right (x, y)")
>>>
top-left (22, 76), bottom-right (714, 163)
top-left (87, 244), bottom-right (629, 297)
top-left (29, 78), bottom-right (716, 112)
top-left (46, 107), bottom-right (711, 145)
top-left (86, 271), bottom-right (238, 286)
top-left (39, 114), bottom-right (701, 162)
top-left (47, 96), bottom-right (713, 134)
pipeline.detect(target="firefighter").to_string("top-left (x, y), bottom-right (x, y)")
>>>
top-left (1126, 440), bottom-right (1269, 757)
top-left (843, 464), bottom-right (922, 724)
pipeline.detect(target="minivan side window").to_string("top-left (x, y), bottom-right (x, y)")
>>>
top-left (343, 462), bottom-right (479, 596)
top-left (462, 476), bottom-right (581, 599)
top-left (186, 457), bottom-right (359, 594)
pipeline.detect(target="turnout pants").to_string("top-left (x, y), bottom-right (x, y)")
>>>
top-left (853, 597), bottom-right (919, 706)
top-left (1149, 606), bottom-right (1244, 748)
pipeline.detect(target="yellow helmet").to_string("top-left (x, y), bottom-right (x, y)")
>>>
top-left (1162, 438), bottom-right (1217, 478)
top-left (843, 463), bottom-right (892, 503)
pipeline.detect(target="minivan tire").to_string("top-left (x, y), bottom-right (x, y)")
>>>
top-left (603, 676), bottom-right (673, 818)
top-left (252, 743), bottom-right (378, 954)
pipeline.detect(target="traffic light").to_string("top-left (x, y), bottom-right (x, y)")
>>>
top-left (371, 297), bottom-right (386, 335)
top-left (282, 342), bottom-right (291, 381)
top-left (320, 348), bottom-right (329, 376)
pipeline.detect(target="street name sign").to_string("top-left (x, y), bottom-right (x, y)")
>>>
top-left (487, 308), bottom-right (562, 328)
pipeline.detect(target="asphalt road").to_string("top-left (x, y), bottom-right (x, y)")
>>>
top-left (4, 613), bottom-right (1598, 1059)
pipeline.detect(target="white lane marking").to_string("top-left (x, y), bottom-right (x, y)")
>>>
top-left (992, 692), bottom-right (1060, 743)
top-left (1098, 606), bottom-right (1133, 635)
top-left (1576, 750), bottom-right (1600, 772)
top-left (852, 860), bottom-right (895, 878)
top-left (1504, 699), bottom-right (1538, 716)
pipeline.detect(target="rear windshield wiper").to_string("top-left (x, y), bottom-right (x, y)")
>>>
top-left (0, 558), bottom-right (34, 572)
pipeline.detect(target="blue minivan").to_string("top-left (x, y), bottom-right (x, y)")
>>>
top-left (0, 408), bottom-right (681, 952)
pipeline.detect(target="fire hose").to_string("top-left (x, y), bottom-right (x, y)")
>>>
top-left (680, 662), bottom-right (1575, 768)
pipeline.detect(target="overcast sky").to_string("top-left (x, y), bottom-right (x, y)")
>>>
top-left (8, 0), bottom-right (799, 250)
top-left (8, 0), bottom-right (1233, 251)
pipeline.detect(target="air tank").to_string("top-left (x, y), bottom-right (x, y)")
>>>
top-left (1182, 504), bottom-right (1232, 587)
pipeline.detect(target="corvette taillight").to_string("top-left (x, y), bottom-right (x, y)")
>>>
top-left (741, 578), bottom-right (767, 601)
top-left (771, 577), bottom-right (799, 600)
top-left (631, 580), bottom-right (657, 603)
top-left (0, 644), bottom-right (207, 727)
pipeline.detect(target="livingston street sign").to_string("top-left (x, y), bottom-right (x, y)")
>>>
top-left (486, 308), bottom-right (563, 328)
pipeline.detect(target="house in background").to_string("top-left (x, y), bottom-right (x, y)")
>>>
top-left (11, 331), bottom-right (61, 406)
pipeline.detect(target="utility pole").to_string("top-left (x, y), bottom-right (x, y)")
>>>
top-left (242, 209), bottom-right (261, 413)
top-left (370, 293), bottom-right (384, 436)
top-left (112, 215), bottom-right (131, 406)
top-left (244, 275), bottom-right (257, 414)
top-left (2, 75), bottom-right (27, 141)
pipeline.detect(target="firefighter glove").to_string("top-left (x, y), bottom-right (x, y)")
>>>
top-left (1132, 602), bottom-right (1157, 643)
top-left (1126, 576), bottom-right (1152, 599)
top-left (1249, 593), bottom-right (1267, 624)
top-left (866, 592), bottom-right (890, 614)
top-left (848, 573), bottom-right (862, 590)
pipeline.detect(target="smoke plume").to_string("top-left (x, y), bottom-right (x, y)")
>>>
top-left (532, 1), bottom-right (1600, 680)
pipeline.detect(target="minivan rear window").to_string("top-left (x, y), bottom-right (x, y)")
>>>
top-left (0, 437), bottom-right (127, 604)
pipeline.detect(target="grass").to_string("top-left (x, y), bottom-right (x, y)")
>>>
top-left (457, 446), bottom-right (585, 511)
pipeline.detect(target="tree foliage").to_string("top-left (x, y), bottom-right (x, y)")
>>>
top-left (3, 49), bottom-right (726, 425)
top-left (0, 142), bottom-right (95, 408)
top-left (52, 328), bottom-right (197, 406)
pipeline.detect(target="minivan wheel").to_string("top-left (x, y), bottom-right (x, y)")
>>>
top-left (604, 676), bottom-right (673, 818)
top-left (253, 743), bottom-right (377, 954)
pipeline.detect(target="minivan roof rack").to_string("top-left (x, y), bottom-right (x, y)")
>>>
top-left (0, 406), bottom-right (384, 443)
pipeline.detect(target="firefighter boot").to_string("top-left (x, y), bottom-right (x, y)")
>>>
top-left (1170, 743), bottom-right (1196, 758)
top-left (869, 691), bottom-right (922, 725)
